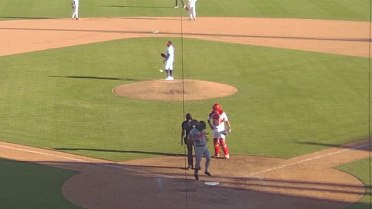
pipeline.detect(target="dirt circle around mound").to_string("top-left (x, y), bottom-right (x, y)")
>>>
top-left (112, 79), bottom-right (238, 101)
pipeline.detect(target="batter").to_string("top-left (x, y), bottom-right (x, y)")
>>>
top-left (188, 121), bottom-right (212, 180)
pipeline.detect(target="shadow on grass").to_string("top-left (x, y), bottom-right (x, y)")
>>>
top-left (49, 75), bottom-right (139, 81)
top-left (0, 16), bottom-right (54, 20)
top-left (54, 147), bottom-right (185, 157)
top-left (101, 5), bottom-right (172, 9)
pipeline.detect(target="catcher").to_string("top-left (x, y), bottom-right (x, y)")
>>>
top-left (208, 103), bottom-right (231, 159)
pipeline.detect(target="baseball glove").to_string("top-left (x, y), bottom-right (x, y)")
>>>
top-left (160, 53), bottom-right (167, 58)
top-left (185, 5), bottom-right (190, 11)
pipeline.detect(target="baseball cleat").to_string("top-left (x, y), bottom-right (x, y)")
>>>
top-left (194, 172), bottom-right (199, 180)
top-left (224, 154), bottom-right (230, 159)
top-left (174, 5), bottom-right (179, 8)
top-left (204, 171), bottom-right (212, 176)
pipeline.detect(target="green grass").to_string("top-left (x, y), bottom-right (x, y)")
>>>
top-left (0, 158), bottom-right (82, 209)
top-left (0, 0), bottom-right (369, 20)
top-left (338, 158), bottom-right (372, 209)
top-left (0, 37), bottom-right (369, 160)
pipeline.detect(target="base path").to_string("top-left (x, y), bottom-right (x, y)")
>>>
top-left (0, 140), bottom-right (370, 209)
top-left (0, 17), bottom-right (370, 57)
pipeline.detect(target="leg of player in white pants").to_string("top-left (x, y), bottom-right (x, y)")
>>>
top-left (75, 4), bottom-right (79, 19)
top-left (189, 6), bottom-right (196, 20)
top-left (72, 4), bottom-right (79, 20)
top-left (165, 60), bottom-right (174, 80)
top-left (192, 6), bottom-right (196, 20)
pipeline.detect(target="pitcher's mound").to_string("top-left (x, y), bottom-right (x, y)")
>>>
top-left (112, 79), bottom-right (238, 101)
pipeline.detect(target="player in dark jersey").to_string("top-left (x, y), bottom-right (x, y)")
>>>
top-left (181, 113), bottom-right (198, 169)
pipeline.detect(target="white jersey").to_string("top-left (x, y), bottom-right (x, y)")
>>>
top-left (209, 111), bottom-right (228, 132)
top-left (166, 45), bottom-right (174, 62)
top-left (73, 0), bottom-right (79, 6)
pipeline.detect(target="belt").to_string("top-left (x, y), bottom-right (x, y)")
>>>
top-left (195, 144), bottom-right (206, 147)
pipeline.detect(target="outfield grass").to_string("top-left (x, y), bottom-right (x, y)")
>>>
top-left (0, 38), bottom-right (369, 160)
top-left (0, 158), bottom-right (82, 209)
top-left (338, 158), bottom-right (372, 209)
top-left (0, 0), bottom-right (369, 20)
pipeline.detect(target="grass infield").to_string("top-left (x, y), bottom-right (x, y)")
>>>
top-left (0, 38), bottom-right (369, 161)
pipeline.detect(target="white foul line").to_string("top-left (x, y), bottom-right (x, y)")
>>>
top-left (1, 142), bottom-right (368, 180)
top-left (0, 144), bottom-right (174, 178)
top-left (247, 143), bottom-right (369, 177)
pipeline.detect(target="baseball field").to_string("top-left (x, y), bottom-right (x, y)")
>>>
top-left (0, 0), bottom-right (371, 209)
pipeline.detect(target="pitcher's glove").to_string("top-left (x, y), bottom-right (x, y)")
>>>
top-left (160, 53), bottom-right (167, 58)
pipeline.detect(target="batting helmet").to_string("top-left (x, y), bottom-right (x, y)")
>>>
top-left (212, 103), bottom-right (223, 114)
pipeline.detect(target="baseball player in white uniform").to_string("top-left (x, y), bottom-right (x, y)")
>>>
top-left (163, 41), bottom-right (175, 80)
top-left (208, 103), bottom-right (232, 159)
top-left (188, 121), bottom-right (212, 180)
top-left (187, 0), bottom-right (197, 21)
top-left (72, 0), bottom-right (79, 20)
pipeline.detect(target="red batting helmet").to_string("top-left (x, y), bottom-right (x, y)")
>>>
top-left (212, 103), bottom-right (223, 114)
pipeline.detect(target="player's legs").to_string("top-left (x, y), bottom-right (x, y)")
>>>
top-left (175, 0), bottom-right (184, 7)
top-left (194, 147), bottom-right (203, 180)
top-left (186, 141), bottom-right (193, 168)
top-left (194, 147), bottom-right (203, 170)
top-left (212, 130), bottom-right (221, 156)
top-left (72, 6), bottom-right (79, 19)
top-left (75, 5), bottom-right (79, 19)
top-left (192, 7), bottom-right (196, 20)
top-left (169, 69), bottom-right (173, 79)
top-left (213, 138), bottom-right (220, 156)
top-left (72, 8), bottom-right (76, 19)
top-left (219, 139), bottom-right (229, 159)
top-left (165, 70), bottom-right (170, 79)
top-left (204, 148), bottom-right (211, 172)
top-left (165, 60), bottom-right (174, 80)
